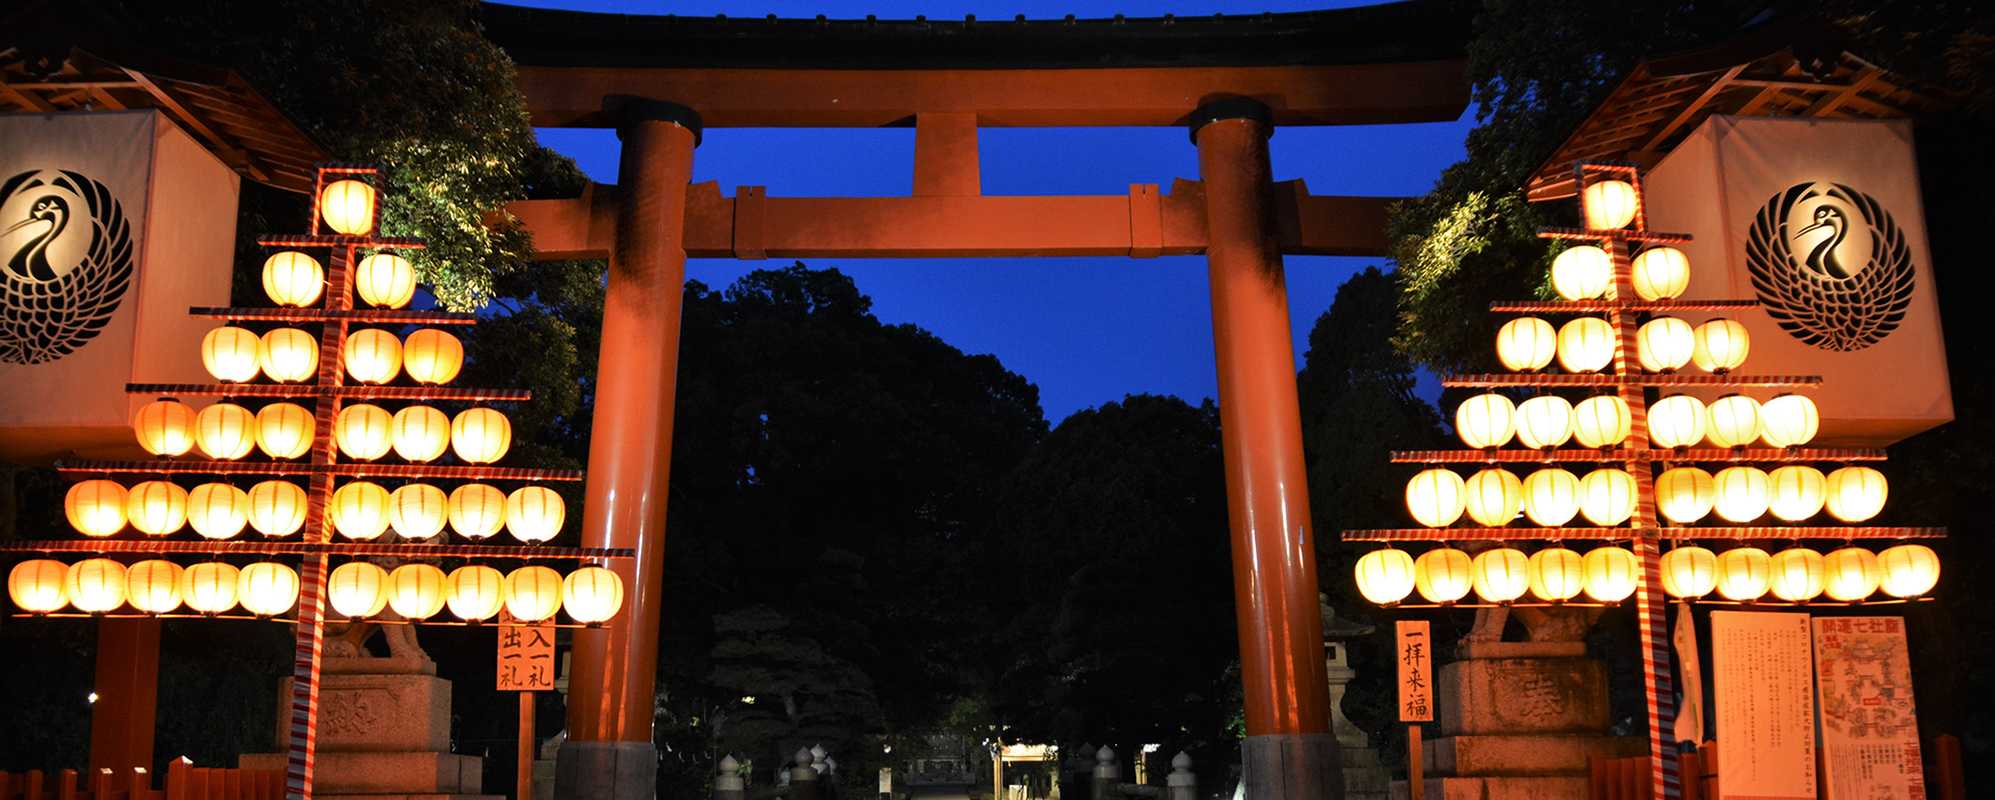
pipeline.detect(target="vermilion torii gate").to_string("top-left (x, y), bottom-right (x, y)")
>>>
top-left (482, 5), bottom-right (1472, 800)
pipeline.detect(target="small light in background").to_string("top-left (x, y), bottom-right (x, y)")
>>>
top-left (88, 692), bottom-right (98, 704)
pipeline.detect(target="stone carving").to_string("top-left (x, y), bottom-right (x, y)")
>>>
top-left (322, 688), bottom-right (384, 736)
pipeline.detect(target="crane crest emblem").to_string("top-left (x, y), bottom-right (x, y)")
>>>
top-left (1745, 182), bottom-right (1916, 352)
top-left (0, 169), bottom-right (134, 365)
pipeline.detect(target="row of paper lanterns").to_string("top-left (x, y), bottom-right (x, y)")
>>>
top-left (134, 399), bottom-right (509, 464)
top-left (200, 325), bottom-right (462, 386)
top-left (1405, 463), bottom-right (1886, 528)
top-left (64, 478), bottom-right (566, 542)
top-left (7, 558), bottom-right (622, 624)
top-left (1548, 244), bottom-right (1690, 304)
top-left (1355, 541), bottom-right (1938, 606)
top-left (1455, 391), bottom-right (1817, 451)
top-left (1495, 316), bottom-right (1749, 375)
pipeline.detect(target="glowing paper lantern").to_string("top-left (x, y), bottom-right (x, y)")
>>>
top-left (1824, 466), bottom-right (1888, 523)
top-left (1528, 547), bottom-right (1586, 602)
top-left (1577, 468), bottom-right (1636, 526)
top-left (1655, 467), bottom-right (1716, 524)
top-left (504, 565), bottom-right (564, 622)
top-left (124, 480), bottom-right (188, 536)
top-left (1878, 544), bottom-right (1939, 598)
top-left (1572, 395), bottom-right (1632, 449)
top-left (1822, 547), bottom-right (1881, 602)
top-left (1715, 547), bottom-right (1772, 602)
top-left (187, 483), bottom-right (250, 540)
top-left (1463, 468), bottom-right (1522, 527)
top-left (256, 402), bottom-right (315, 460)
top-left (180, 562), bottom-right (240, 615)
top-left (1551, 246), bottom-right (1612, 301)
top-left (1636, 317), bottom-right (1694, 373)
top-left (65, 479), bottom-right (128, 537)
top-left (387, 564), bottom-right (448, 620)
top-left (67, 558), bottom-right (128, 613)
top-left (1413, 548), bottom-right (1473, 604)
top-left (1355, 549), bottom-right (1416, 605)
top-left (1712, 466), bottom-right (1771, 523)
top-left (330, 481), bottom-right (392, 541)
top-left (446, 565), bottom-right (506, 622)
top-left (1556, 317), bottom-right (1615, 373)
top-left (343, 329), bottom-right (402, 385)
top-left (1660, 546), bottom-right (1718, 599)
top-left (1521, 468), bottom-right (1580, 527)
top-left (1515, 396), bottom-right (1573, 449)
top-left (562, 567), bottom-right (626, 625)
top-left (1581, 547), bottom-right (1638, 603)
top-left (1648, 394), bottom-right (1707, 449)
top-left (451, 408), bottom-right (513, 464)
top-left (258, 328), bottom-right (320, 383)
top-left (389, 483), bottom-right (449, 539)
top-left (1406, 468), bottom-right (1466, 528)
top-left (319, 179), bottom-right (377, 236)
top-left (334, 404), bottom-right (393, 462)
top-left (1630, 246), bottom-right (1689, 301)
top-left (402, 329), bottom-right (464, 385)
top-left (125, 560), bottom-right (184, 615)
top-left (328, 562), bottom-right (389, 619)
top-left (239, 562), bottom-right (299, 617)
top-left (1767, 466), bottom-right (1827, 522)
top-left (355, 253), bottom-right (417, 309)
top-left (247, 480), bottom-right (308, 537)
top-left (1705, 395), bottom-right (1763, 449)
top-left (202, 326), bottom-right (262, 382)
top-left (1760, 394), bottom-right (1820, 448)
top-left (391, 405), bottom-right (451, 462)
top-left (447, 483), bottom-right (507, 540)
top-left (1768, 547), bottom-right (1825, 602)
top-left (262, 251), bottom-right (325, 307)
top-left (1471, 548), bottom-right (1531, 603)
top-left (1454, 393), bottom-right (1515, 449)
top-left (1582, 180), bottom-right (1639, 229)
top-left (1495, 317), bottom-right (1557, 373)
top-left (8, 560), bottom-right (68, 614)
top-left (505, 486), bottom-right (567, 544)
top-left (1692, 319), bottom-right (1750, 373)
top-left (196, 402), bottom-right (257, 461)
top-left (134, 398), bottom-right (196, 458)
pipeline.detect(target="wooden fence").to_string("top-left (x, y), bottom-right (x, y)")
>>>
top-left (1590, 736), bottom-right (1967, 800)
top-left (0, 760), bottom-right (281, 800)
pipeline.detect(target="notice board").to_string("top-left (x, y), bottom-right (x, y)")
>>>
top-left (1813, 617), bottom-right (1924, 800)
top-left (1712, 610), bottom-right (1815, 800)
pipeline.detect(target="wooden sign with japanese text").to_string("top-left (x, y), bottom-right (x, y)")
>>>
top-left (1813, 617), bottom-right (1923, 800)
top-left (1396, 620), bottom-right (1433, 722)
top-left (496, 610), bottom-right (556, 691)
top-left (1713, 610), bottom-right (1815, 800)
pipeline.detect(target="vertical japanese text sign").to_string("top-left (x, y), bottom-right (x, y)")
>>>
top-left (1397, 620), bottom-right (1434, 722)
top-left (497, 610), bottom-right (557, 691)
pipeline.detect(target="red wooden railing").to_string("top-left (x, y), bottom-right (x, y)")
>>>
top-left (0, 760), bottom-right (282, 800)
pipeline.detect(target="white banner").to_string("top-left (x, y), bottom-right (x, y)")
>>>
top-left (1712, 610), bottom-right (1815, 800)
top-left (1812, 617), bottom-right (1925, 800)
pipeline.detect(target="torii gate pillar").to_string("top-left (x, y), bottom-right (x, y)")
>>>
top-left (1194, 98), bottom-right (1342, 800)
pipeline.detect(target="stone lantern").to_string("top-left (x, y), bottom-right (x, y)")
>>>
top-left (1319, 595), bottom-right (1386, 800)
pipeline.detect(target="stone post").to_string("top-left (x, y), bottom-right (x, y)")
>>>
top-left (791, 748), bottom-right (821, 800)
top-left (1165, 753), bottom-right (1196, 800)
top-left (717, 755), bottom-right (746, 800)
top-left (1090, 747), bottom-right (1119, 800)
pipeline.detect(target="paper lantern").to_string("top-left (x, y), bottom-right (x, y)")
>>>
top-left (1767, 547), bottom-right (1825, 603)
top-left (506, 486), bottom-right (567, 544)
top-left (1495, 317), bottom-right (1556, 372)
top-left (125, 480), bottom-right (188, 536)
top-left (1630, 246), bottom-right (1689, 301)
top-left (180, 562), bottom-right (240, 615)
top-left (1655, 467), bottom-right (1716, 524)
top-left (328, 562), bottom-right (390, 619)
top-left (387, 563), bottom-right (448, 620)
top-left (1878, 544), bottom-right (1939, 598)
top-left (1556, 317), bottom-right (1615, 373)
top-left (1824, 466), bottom-right (1888, 523)
top-left (331, 480), bottom-right (392, 541)
top-left (334, 403), bottom-right (394, 462)
top-left (239, 562), bottom-right (299, 617)
top-left (1692, 319), bottom-right (1750, 373)
top-left (1581, 547), bottom-right (1638, 603)
top-left (389, 483), bottom-right (449, 539)
top-left (125, 560), bottom-right (184, 615)
top-left (319, 179), bottom-right (377, 236)
top-left (451, 408), bottom-right (513, 464)
top-left (1635, 317), bottom-right (1694, 373)
top-left (1471, 548), bottom-right (1531, 603)
top-left (448, 483), bottom-right (507, 540)
top-left (1521, 468), bottom-right (1580, 527)
top-left (1822, 547), bottom-right (1881, 602)
top-left (563, 567), bottom-right (626, 625)
top-left (202, 326), bottom-right (262, 382)
top-left (446, 565), bottom-right (506, 622)
top-left (391, 405), bottom-right (451, 463)
top-left (65, 479), bottom-right (127, 537)
top-left (187, 483), bottom-right (250, 540)
top-left (504, 565), bottom-right (564, 622)
top-left (1515, 396), bottom-right (1573, 449)
top-left (343, 329), bottom-right (402, 385)
top-left (8, 560), bottom-right (69, 614)
top-left (1660, 546), bottom-right (1718, 599)
top-left (1582, 180), bottom-right (1639, 229)
top-left (1712, 466), bottom-right (1771, 523)
top-left (258, 328), bottom-right (320, 384)
top-left (1578, 468), bottom-right (1636, 526)
top-left (1528, 547), bottom-right (1586, 602)
top-left (1355, 549), bottom-right (1416, 606)
top-left (1572, 395), bottom-right (1632, 449)
top-left (1413, 548), bottom-right (1473, 604)
top-left (1715, 547), bottom-right (1772, 602)
top-left (1760, 394), bottom-right (1820, 448)
top-left (134, 398), bottom-right (196, 458)
top-left (67, 558), bottom-right (128, 613)
top-left (256, 402), bottom-right (315, 460)
top-left (402, 329), bottom-right (463, 385)
top-left (247, 480), bottom-right (308, 537)
top-left (1705, 395), bottom-right (1762, 449)
top-left (1551, 246), bottom-right (1612, 301)
top-left (1648, 394), bottom-right (1707, 449)
top-left (1454, 393), bottom-right (1515, 449)
top-left (1766, 466), bottom-right (1827, 522)
top-left (1405, 468), bottom-right (1466, 528)
top-left (262, 251), bottom-right (325, 308)
top-left (195, 402), bottom-right (257, 461)
top-left (1463, 468), bottom-right (1522, 527)
top-left (355, 253), bottom-right (417, 308)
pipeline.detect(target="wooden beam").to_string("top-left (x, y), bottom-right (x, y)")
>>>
top-left (0, 82), bottom-right (55, 111)
top-left (1802, 67), bottom-right (1882, 116)
top-left (1637, 65), bottom-right (1747, 154)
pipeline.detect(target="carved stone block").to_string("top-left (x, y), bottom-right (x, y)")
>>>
top-left (271, 673), bottom-right (452, 753)
top-left (239, 752), bottom-right (484, 795)
top-left (1436, 658), bottom-right (1609, 737)
top-left (1422, 734), bottom-right (1645, 777)
top-left (1390, 776), bottom-right (1589, 800)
